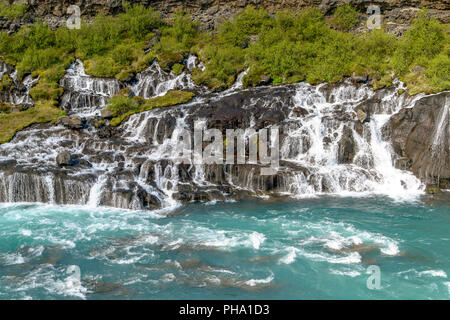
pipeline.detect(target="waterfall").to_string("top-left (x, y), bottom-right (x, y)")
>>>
top-left (130, 61), bottom-right (198, 99)
top-left (1, 57), bottom-right (448, 210)
top-left (429, 96), bottom-right (450, 184)
top-left (59, 59), bottom-right (122, 115)
top-left (0, 62), bottom-right (38, 108)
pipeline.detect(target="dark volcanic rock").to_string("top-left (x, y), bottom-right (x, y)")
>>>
top-left (337, 126), bottom-right (356, 164)
top-left (56, 151), bottom-right (72, 166)
top-left (56, 116), bottom-right (85, 130)
top-left (385, 92), bottom-right (450, 188)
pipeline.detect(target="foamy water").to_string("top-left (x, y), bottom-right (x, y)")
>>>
top-left (0, 195), bottom-right (449, 300)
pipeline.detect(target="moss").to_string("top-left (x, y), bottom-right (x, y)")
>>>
top-left (109, 90), bottom-right (195, 126)
top-left (0, 74), bottom-right (12, 90)
top-left (0, 101), bottom-right (65, 143)
top-left (0, 1), bottom-right (27, 20)
top-left (171, 63), bottom-right (184, 75)
top-left (425, 185), bottom-right (441, 195)
top-left (242, 66), bottom-right (267, 88)
top-left (0, 102), bottom-right (12, 113)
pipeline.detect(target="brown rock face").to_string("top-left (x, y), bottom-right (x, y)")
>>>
top-left (337, 125), bottom-right (356, 164)
top-left (9, 0), bottom-right (450, 32)
top-left (385, 92), bottom-right (450, 188)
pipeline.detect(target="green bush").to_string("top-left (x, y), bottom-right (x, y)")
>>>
top-left (0, 1), bottom-right (27, 20)
top-left (355, 29), bottom-right (397, 79)
top-left (153, 9), bottom-right (199, 69)
top-left (118, 3), bottom-right (161, 40)
top-left (330, 4), bottom-right (359, 30)
top-left (425, 53), bottom-right (450, 91)
top-left (393, 10), bottom-right (447, 73)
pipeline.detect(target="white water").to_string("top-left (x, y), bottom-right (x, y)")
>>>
top-left (59, 59), bottom-right (121, 115)
top-left (1, 60), bottom-right (448, 209)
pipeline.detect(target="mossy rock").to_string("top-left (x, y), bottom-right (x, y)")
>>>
top-left (425, 185), bottom-right (441, 195)
top-left (171, 63), bottom-right (184, 75)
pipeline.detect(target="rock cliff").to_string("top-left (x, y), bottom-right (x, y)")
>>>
top-left (2, 0), bottom-right (449, 33)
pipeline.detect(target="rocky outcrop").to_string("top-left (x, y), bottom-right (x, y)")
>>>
top-left (4, 1), bottom-right (449, 33)
top-left (384, 91), bottom-right (450, 189)
top-left (56, 150), bottom-right (73, 166)
top-left (337, 125), bottom-right (356, 164)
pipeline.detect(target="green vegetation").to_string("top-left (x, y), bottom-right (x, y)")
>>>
top-left (329, 4), bottom-right (359, 30)
top-left (191, 6), bottom-right (448, 92)
top-left (0, 0), bottom-right (27, 20)
top-left (0, 4), bottom-right (448, 143)
top-left (108, 90), bottom-right (195, 126)
top-left (0, 102), bottom-right (65, 143)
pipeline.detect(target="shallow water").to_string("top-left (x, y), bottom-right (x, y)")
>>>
top-left (0, 194), bottom-right (449, 300)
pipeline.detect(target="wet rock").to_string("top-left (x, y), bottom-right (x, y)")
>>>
top-left (337, 126), bottom-right (356, 164)
top-left (352, 73), bottom-right (369, 83)
top-left (97, 125), bottom-right (113, 139)
top-left (56, 151), bottom-right (72, 166)
top-left (146, 35), bottom-right (159, 49)
top-left (56, 116), bottom-right (85, 130)
top-left (292, 106), bottom-right (309, 117)
top-left (356, 109), bottom-right (368, 123)
top-left (0, 159), bottom-right (17, 169)
top-left (413, 65), bottom-right (424, 73)
top-left (425, 185), bottom-right (441, 195)
top-left (386, 92), bottom-right (449, 185)
top-left (100, 109), bottom-right (113, 119)
top-left (258, 74), bottom-right (272, 86)
top-left (394, 157), bottom-right (412, 170)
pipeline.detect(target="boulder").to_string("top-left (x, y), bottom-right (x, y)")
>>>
top-left (100, 109), bottom-right (113, 119)
top-left (292, 107), bottom-right (309, 117)
top-left (337, 126), bottom-right (356, 164)
top-left (57, 116), bottom-right (85, 130)
top-left (385, 92), bottom-right (450, 187)
top-left (356, 109), bottom-right (368, 123)
top-left (56, 151), bottom-right (72, 166)
top-left (352, 73), bottom-right (369, 83)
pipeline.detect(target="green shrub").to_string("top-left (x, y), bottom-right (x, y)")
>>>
top-left (153, 9), bottom-right (199, 69)
top-left (425, 53), bottom-right (450, 91)
top-left (393, 10), bottom-right (447, 73)
top-left (171, 63), bottom-right (184, 75)
top-left (0, 1), bottom-right (27, 20)
top-left (330, 4), bottom-right (359, 30)
top-left (118, 3), bottom-right (161, 40)
top-left (355, 29), bottom-right (397, 79)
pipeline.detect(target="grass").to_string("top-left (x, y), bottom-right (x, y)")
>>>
top-left (108, 90), bottom-right (195, 126)
top-left (0, 102), bottom-right (65, 143)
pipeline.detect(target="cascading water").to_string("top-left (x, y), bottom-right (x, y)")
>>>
top-left (130, 58), bottom-right (200, 99)
top-left (0, 58), bottom-right (448, 210)
top-left (0, 62), bottom-right (38, 108)
top-left (59, 59), bottom-right (122, 115)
